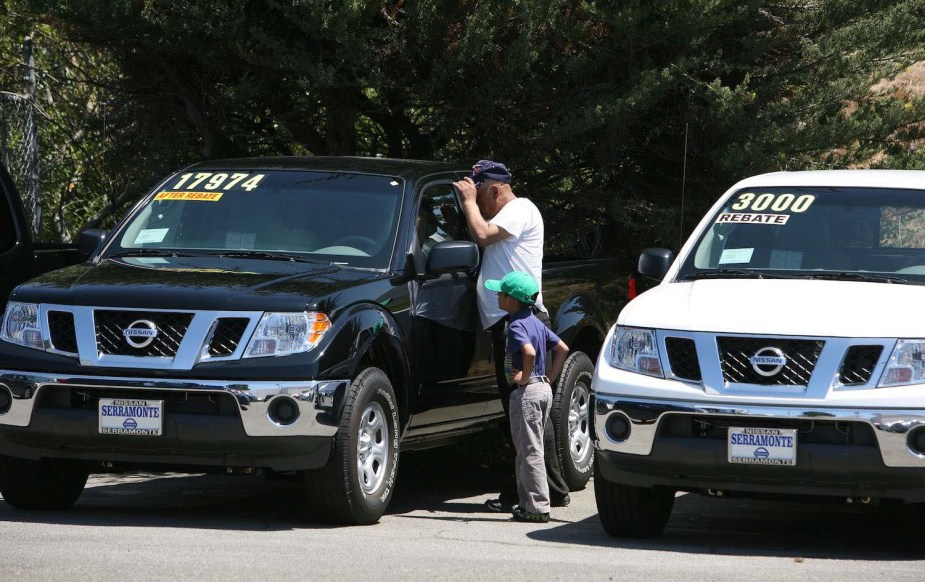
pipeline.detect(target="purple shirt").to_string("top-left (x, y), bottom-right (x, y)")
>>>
top-left (504, 308), bottom-right (562, 383)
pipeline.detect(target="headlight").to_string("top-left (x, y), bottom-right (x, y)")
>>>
top-left (879, 339), bottom-right (925, 387)
top-left (0, 302), bottom-right (45, 350)
top-left (243, 312), bottom-right (331, 358)
top-left (608, 326), bottom-right (663, 377)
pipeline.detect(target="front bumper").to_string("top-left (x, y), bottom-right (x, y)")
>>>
top-left (593, 394), bottom-right (925, 501)
top-left (0, 370), bottom-right (346, 470)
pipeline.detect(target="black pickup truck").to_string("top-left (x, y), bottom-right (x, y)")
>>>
top-left (0, 157), bottom-right (627, 524)
top-left (0, 163), bottom-right (92, 311)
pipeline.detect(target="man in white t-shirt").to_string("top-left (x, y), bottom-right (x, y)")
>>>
top-left (453, 160), bottom-right (571, 513)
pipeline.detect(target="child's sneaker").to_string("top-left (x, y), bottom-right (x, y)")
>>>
top-left (511, 507), bottom-right (550, 523)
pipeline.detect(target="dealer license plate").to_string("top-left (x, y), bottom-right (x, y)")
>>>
top-left (728, 426), bottom-right (797, 466)
top-left (99, 398), bottom-right (164, 436)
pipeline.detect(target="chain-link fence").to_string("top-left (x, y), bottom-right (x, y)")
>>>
top-left (0, 38), bottom-right (41, 239)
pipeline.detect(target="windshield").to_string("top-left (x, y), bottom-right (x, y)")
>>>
top-left (105, 170), bottom-right (404, 268)
top-left (676, 186), bottom-right (925, 284)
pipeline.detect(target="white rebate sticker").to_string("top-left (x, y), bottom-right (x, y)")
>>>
top-left (716, 213), bottom-right (790, 225)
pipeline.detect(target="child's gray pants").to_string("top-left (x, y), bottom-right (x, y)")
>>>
top-left (510, 380), bottom-right (552, 514)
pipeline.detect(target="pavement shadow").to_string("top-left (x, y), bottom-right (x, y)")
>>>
top-left (527, 492), bottom-right (925, 560)
top-left (0, 430), bottom-right (512, 531)
top-left (0, 471), bottom-right (317, 531)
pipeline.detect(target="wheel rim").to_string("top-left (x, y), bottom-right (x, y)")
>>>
top-left (356, 400), bottom-right (389, 494)
top-left (568, 382), bottom-right (592, 465)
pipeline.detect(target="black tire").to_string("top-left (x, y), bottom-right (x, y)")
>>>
top-left (594, 462), bottom-right (674, 538)
top-left (551, 351), bottom-right (595, 491)
top-left (304, 367), bottom-right (399, 525)
top-left (0, 455), bottom-right (89, 510)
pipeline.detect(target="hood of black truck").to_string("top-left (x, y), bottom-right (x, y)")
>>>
top-left (11, 256), bottom-right (389, 312)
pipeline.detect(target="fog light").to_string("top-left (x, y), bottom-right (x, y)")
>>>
top-left (908, 428), bottom-right (925, 455)
top-left (0, 385), bottom-right (10, 413)
top-left (605, 412), bottom-right (631, 442)
top-left (268, 396), bottom-right (300, 425)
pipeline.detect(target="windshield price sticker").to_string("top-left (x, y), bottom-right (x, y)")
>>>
top-left (99, 398), bottom-right (164, 436)
top-left (168, 172), bottom-right (265, 192)
top-left (155, 191), bottom-right (223, 202)
top-left (134, 227), bottom-right (169, 244)
top-left (728, 427), bottom-right (797, 466)
top-left (730, 192), bottom-right (816, 213)
top-left (716, 212), bottom-right (790, 225)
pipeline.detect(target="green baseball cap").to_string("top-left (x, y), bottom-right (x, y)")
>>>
top-left (485, 271), bottom-right (539, 304)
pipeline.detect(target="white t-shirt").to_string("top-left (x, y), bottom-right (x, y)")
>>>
top-left (477, 197), bottom-right (546, 329)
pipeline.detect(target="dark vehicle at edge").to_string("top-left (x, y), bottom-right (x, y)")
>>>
top-left (0, 163), bottom-right (89, 311)
top-left (0, 157), bottom-right (628, 524)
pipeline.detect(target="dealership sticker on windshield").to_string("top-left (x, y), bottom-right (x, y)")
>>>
top-left (155, 191), bottom-right (224, 202)
top-left (728, 427), bottom-right (797, 466)
top-left (719, 248), bottom-right (754, 264)
top-left (134, 228), bottom-right (169, 244)
top-left (168, 172), bottom-right (265, 192)
top-left (716, 212), bottom-right (790, 225)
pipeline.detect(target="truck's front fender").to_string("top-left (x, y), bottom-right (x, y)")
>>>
top-left (317, 303), bottom-right (411, 428)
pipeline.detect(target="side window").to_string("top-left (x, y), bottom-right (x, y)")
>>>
top-left (0, 188), bottom-right (17, 254)
top-left (415, 183), bottom-right (468, 270)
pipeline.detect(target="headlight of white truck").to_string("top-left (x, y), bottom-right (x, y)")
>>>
top-left (879, 339), bottom-right (925, 387)
top-left (608, 326), bottom-right (663, 377)
top-left (243, 311), bottom-right (331, 358)
top-left (0, 302), bottom-right (45, 350)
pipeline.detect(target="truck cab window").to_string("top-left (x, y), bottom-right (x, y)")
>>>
top-left (415, 184), bottom-right (467, 271)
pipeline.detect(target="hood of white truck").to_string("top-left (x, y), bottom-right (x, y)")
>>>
top-left (619, 278), bottom-right (925, 337)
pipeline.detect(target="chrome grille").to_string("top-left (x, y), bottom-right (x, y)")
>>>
top-left (665, 337), bottom-right (701, 381)
top-left (839, 345), bottom-right (883, 386)
top-left (47, 310), bottom-right (78, 353)
top-left (94, 310), bottom-right (194, 357)
top-left (717, 336), bottom-right (824, 386)
top-left (207, 317), bottom-right (250, 357)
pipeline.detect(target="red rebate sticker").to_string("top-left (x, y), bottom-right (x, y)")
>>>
top-left (155, 191), bottom-right (224, 202)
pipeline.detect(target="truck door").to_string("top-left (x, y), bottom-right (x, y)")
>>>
top-left (0, 165), bottom-right (32, 312)
top-left (406, 181), bottom-right (497, 432)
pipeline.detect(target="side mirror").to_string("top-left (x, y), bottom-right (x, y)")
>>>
top-left (638, 247), bottom-right (674, 280)
top-left (78, 229), bottom-right (108, 257)
top-left (425, 240), bottom-right (479, 275)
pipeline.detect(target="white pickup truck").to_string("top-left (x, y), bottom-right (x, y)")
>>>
top-left (592, 170), bottom-right (925, 537)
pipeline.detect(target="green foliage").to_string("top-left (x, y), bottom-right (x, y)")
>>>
top-left (1, 0), bottom-right (924, 252)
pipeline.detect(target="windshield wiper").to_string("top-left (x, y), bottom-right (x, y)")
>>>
top-left (678, 269), bottom-right (766, 281)
top-left (110, 249), bottom-right (197, 258)
top-left (808, 272), bottom-right (914, 285)
top-left (217, 251), bottom-right (333, 265)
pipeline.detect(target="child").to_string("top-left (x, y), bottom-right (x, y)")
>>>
top-left (484, 271), bottom-right (569, 523)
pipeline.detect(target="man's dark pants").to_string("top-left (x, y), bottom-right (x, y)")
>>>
top-left (490, 316), bottom-right (569, 505)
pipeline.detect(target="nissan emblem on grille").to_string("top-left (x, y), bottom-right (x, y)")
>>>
top-left (750, 347), bottom-right (788, 377)
top-left (122, 320), bottom-right (159, 348)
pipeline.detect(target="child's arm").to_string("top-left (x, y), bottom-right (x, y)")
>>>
top-left (513, 342), bottom-right (536, 385)
top-left (546, 340), bottom-right (570, 384)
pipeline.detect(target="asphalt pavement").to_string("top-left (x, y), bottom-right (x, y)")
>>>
top-left (1, 441), bottom-right (923, 581)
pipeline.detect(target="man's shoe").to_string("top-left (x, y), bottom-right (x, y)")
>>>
top-left (512, 506), bottom-right (550, 523)
top-left (551, 494), bottom-right (571, 508)
top-left (485, 498), bottom-right (516, 513)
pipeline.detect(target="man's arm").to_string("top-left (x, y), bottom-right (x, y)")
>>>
top-left (546, 340), bottom-right (570, 384)
top-left (452, 177), bottom-right (511, 247)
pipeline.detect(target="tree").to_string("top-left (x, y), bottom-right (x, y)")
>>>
top-left (4, 0), bottom-right (925, 253)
